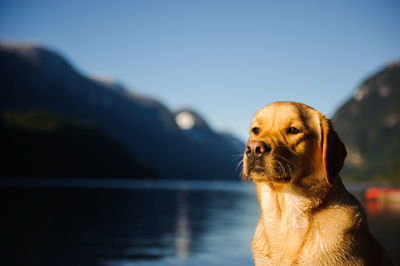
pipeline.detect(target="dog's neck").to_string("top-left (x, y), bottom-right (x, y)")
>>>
top-left (254, 179), bottom-right (334, 261)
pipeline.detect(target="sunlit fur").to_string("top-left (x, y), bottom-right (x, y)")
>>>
top-left (243, 102), bottom-right (392, 266)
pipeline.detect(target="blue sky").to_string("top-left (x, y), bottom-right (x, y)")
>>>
top-left (1, 0), bottom-right (399, 141)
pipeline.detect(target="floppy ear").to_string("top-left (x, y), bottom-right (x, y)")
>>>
top-left (321, 118), bottom-right (347, 185)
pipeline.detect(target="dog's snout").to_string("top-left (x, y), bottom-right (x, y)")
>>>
top-left (245, 141), bottom-right (271, 159)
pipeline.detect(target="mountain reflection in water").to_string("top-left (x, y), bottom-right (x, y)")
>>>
top-left (0, 179), bottom-right (399, 266)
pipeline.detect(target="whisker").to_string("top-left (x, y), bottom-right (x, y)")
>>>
top-left (235, 159), bottom-right (244, 175)
top-left (235, 159), bottom-right (243, 169)
top-left (275, 154), bottom-right (295, 168)
top-left (276, 160), bottom-right (284, 176)
top-left (239, 171), bottom-right (245, 180)
top-left (275, 155), bottom-right (292, 177)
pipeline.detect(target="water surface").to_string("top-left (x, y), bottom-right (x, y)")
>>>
top-left (1, 179), bottom-right (399, 265)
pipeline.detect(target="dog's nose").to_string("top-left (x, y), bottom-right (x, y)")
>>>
top-left (245, 141), bottom-right (271, 159)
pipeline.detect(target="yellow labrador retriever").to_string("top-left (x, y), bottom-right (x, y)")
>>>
top-left (243, 102), bottom-right (392, 265)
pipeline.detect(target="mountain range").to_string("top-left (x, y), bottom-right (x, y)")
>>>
top-left (0, 109), bottom-right (155, 179)
top-left (333, 61), bottom-right (400, 184)
top-left (1, 41), bottom-right (398, 183)
top-left (0, 41), bottom-right (244, 180)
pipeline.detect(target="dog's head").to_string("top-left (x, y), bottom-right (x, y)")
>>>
top-left (242, 102), bottom-right (346, 186)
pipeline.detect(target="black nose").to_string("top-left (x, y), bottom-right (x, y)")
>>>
top-left (245, 141), bottom-right (271, 159)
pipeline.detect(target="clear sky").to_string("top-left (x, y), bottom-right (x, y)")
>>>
top-left (1, 0), bottom-right (399, 141)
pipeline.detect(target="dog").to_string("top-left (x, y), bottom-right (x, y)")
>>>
top-left (242, 102), bottom-right (392, 265)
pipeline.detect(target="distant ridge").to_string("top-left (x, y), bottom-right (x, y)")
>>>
top-left (333, 62), bottom-right (400, 184)
top-left (0, 109), bottom-right (155, 178)
top-left (0, 41), bottom-right (244, 180)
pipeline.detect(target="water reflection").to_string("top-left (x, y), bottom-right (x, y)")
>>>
top-left (0, 180), bottom-right (398, 265)
top-left (365, 200), bottom-right (400, 217)
top-left (175, 191), bottom-right (190, 260)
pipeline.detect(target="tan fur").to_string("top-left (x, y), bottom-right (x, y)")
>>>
top-left (243, 102), bottom-right (392, 266)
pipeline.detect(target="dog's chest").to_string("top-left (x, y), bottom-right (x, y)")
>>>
top-left (258, 184), bottom-right (312, 261)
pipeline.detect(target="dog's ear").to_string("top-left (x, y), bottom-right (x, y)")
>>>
top-left (320, 118), bottom-right (347, 185)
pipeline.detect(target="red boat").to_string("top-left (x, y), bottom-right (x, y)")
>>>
top-left (364, 187), bottom-right (400, 201)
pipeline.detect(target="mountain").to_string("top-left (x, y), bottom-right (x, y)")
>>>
top-left (0, 41), bottom-right (244, 180)
top-left (332, 62), bottom-right (400, 184)
top-left (0, 109), bottom-right (155, 178)
top-left (174, 109), bottom-right (244, 168)
top-left (175, 108), bottom-right (244, 154)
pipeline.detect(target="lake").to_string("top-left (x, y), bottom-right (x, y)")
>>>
top-left (1, 179), bottom-right (399, 266)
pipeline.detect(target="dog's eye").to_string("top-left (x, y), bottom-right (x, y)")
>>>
top-left (252, 127), bottom-right (260, 135)
top-left (287, 127), bottom-right (300, 134)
